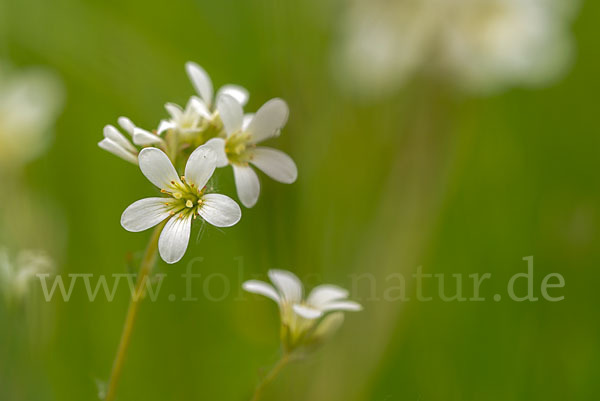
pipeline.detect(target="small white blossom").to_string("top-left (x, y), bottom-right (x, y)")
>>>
top-left (205, 95), bottom-right (297, 208)
top-left (185, 61), bottom-right (249, 111)
top-left (98, 117), bottom-right (164, 164)
top-left (243, 270), bottom-right (361, 352)
top-left (157, 97), bottom-right (207, 139)
top-left (157, 62), bottom-right (250, 139)
top-left (121, 146), bottom-right (241, 264)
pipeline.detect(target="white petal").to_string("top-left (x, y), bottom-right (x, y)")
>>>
top-left (118, 116), bottom-right (136, 135)
top-left (247, 98), bottom-right (289, 144)
top-left (189, 96), bottom-right (212, 118)
top-left (158, 214), bottom-right (192, 264)
top-left (307, 285), bottom-right (349, 308)
top-left (293, 304), bottom-right (323, 319)
top-left (185, 61), bottom-right (213, 107)
top-left (133, 128), bottom-right (164, 146)
top-left (138, 147), bottom-right (182, 190)
top-left (321, 300), bottom-right (363, 313)
top-left (157, 119), bottom-right (175, 135)
top-left (232, 165), bottom-right (260, 208)
top-left (250, 147), bottom-right (297, 184)
top-left (103, 125), bottom-right (137, 153)
top-left (198, 194), bottom-right (241, 227)
top-left (242, 280), bottom-right (281, 303)
top-left (217, 94), bottom-right (243, 136)
top-left (98, 138), bottom-right (138, 164)
top-left (242, 113), bottom-right (254, 131)
top-left (203, 138), bottom-right (228, 167)
top-left (165, 103), bottom-right (183, 121)
top-left (120, 197), bottom-right (172, 232)
top-left (217, 84), bottom-right (249, 106)
top-left (268, 269), bottom-right (303, 303)
top-left (184, 146), bottom-right (216, 189)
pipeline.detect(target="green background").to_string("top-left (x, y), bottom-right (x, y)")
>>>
top-left (1, 0), bottom-right (598, 400)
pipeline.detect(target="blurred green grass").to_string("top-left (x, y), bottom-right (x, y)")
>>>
top-left (1, 0), bottom-right (599, 400)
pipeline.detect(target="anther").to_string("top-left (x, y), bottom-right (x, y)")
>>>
top-left (173, 192), bottom-right (183, 199)
top-left (185, 200), bottom-right (194, 208)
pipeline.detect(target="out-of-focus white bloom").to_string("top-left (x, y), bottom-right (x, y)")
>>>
top-left (243, 269), bottom-right (362, 352)
top-left (0, 64), bottom-right (64, 166)
top-left (0, 247), bottom-right (54, 302)
top-left (333, 0), bottom-right (438, 98)
top-left (438, 0), bottom-right (578, 93)
top-left (121, 146), bottom-right (241, 264)
top-left (334, 0), bottom-right (580, 97)
top-left (205, 95), bottom-right (297, 208)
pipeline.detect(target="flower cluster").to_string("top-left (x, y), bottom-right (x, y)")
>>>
top-left (99, 62), bottom-right (298, 263)
top-left (244, 269), bottom-right (362, 354)
top-left (334, 0), bottom-right (580, 97)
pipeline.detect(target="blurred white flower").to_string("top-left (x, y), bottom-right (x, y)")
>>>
top-left (334, 0), bottom-right (580, 97)
top-left (0, 247), bottom-right (54, 302)
top-left (243, 269), bottom-right (361, 352)
top-left (205, 95), bottom-right (297, 208)
top-left (437, 0), bottom-right (578, 93)
top-left (333, 0), bottom-right (438, 98)
top-left (121, 146), bottom-right (241, 264)
top-left (0, 64), bottom-right (64, 166)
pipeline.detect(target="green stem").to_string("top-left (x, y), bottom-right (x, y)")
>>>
top-left (249, 353), bottom-right (291, 401)
top-left (104, 222), bottom-right (164, 401)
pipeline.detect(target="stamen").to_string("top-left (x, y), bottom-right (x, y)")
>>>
top-left (169, 211), bottom-right (175, 216)
top-left (173, 192), bottom-right (183, 199)
top-left (185, 200), bottom-right (194, 208)
top-left (181, 176), bottom-right (186, 183)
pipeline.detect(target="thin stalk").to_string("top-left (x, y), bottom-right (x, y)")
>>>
top-left (104, 222), bottom-right (164, 401)
top-left (250, 353), bottom-right (291, 401)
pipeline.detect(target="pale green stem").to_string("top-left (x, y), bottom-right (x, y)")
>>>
top-left (104, 222), bottom-right (164, 401)
top-left (249, 353), bottom-right (292, 401)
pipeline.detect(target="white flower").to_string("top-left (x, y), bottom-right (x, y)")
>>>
top-left (0, 64), bottom-right (64, 166)
top-left (334, 0), bottom-right (580, 97)
top-left (205, 95), bottom-right (297, 208)
top-left (437, 0), bottom-right (578, 93)
top-left (333, 0), bottom-right (437, 98)
top-left (155, 62), bottom-right (249, 140)
top-left (121, 146), bottom-right (241, 264)
top-left (243, 269), bottom-right (361, 352)
top-left (185, 61), bottom-right (249, 111)
top-left (157, 97), bottom-right (207, 139)
top-left (98, 117), bottom-right (164, 164)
